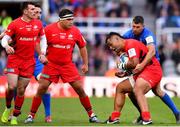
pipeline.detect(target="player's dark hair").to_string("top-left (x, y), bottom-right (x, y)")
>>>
top-left (34, 3), bottom-right (41, 8)
top-left (59, 9), bottom-right (74, 18)
top-left (105, 32), bottom-right (124, 44)
top-left (133, 16), bottom-right (144, 24)
top-left (21, 2), bottom-right (35, 11)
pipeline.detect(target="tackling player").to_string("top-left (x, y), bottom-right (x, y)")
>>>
top-left (24, 9), bottom-right (100, 123)
top-left (105, 32), bottom-right (163, 125)
top-left (0, 2), bottom-right (47, 125)
top-left (123, 16), bottom-right (180, 123)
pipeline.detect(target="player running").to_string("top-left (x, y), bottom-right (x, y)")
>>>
top-left (24, 9), bottom-right (100, 124)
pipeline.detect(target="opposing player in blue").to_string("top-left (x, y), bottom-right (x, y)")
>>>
top-left (123, 16), bottom-right (180, 124)
top-left (33, 4), bottom-right (51, 123)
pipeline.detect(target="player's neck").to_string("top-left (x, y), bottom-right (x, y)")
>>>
top-left (21, 15), bottom-right (32, 23)
top-left (57, 22), bottom-right (69, 30)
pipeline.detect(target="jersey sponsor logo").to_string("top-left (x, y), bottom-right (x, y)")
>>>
top-left (145, 36), bottom-right (154, 44)
top-left (19, 37), bottom-right (37, 41)
top-left (128, 48), bottom-right (136, 57)
top-left (52, 44), bottom-right (71, 49)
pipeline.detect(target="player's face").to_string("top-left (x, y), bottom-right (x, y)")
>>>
top-left (61, 18), bottom-right (74, 29)
top-left (34, 7), bottom-right (42, 19)
top-left (107, 35), bottom-right (122, 55)
top-left (25, 4), bottom-right (36, 19)
top-left (132, 22), bottom-right (144, 35)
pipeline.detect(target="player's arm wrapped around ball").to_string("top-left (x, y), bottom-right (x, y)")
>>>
top-left (117, 53), bottom-right (132, 75)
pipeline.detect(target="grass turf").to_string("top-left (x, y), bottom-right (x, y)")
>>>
top-left (0, 97), bottom-right (180, 126)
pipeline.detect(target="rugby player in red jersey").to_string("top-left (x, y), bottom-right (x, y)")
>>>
top-left (104, 32), bottom-right (163, 125)
top-left (1, 2), bottom-right (47, 125)
top-left (24, 9), bottom-right (100, 124)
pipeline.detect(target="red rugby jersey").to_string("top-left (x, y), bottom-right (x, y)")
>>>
top-left (124, 39), bottom-right (160, 66)
top-left (45, 22), bottom-right (86, 65)
top-left (6, 17), bottom-right (44, 59)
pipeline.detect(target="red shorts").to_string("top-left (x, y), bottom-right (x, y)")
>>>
top-left (40, 62), bottom-right (81, 83)
top-left (133, 64), bottom-right (162, 88)
top-left (6, 55), bottom-right (35, 78)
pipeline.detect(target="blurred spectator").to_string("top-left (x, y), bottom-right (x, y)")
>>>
top-left (117, 0), bottom-right (131, 17)
top-left (171, 38), bottom-right (180, 74)
top-left (158, 45), bottom-right (166, 66)
top-left (0, 50), bottom-right (7, 75)
top-left (0, 10), bottom-right (12, 31)
top-left (82, 3), bottom-right (97, 17)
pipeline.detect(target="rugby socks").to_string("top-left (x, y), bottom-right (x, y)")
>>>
top-left (13, 96), bottom-right (24, 116)
top-left (30, 96), bottom-right (42, 118)
top-left (141, 111), bottom-right (151, 121)
top-left (161, 93), bottom-right (180, 115)
top-left (111, 111), bottom-right (120, 120)
top-left (42, 93), bottom-right (51, 117)
top-left (79, 96), bottom-right (93, 117)
top-left (5, 90), bottom-right (14, 109)
top-left (13, 88), bottom-right (17, 101)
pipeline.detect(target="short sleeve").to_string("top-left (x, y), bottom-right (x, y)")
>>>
top-left (126, 41), bottom-right (140, 59)
top-left (75, 29), bottom-right (86, 48)
top-left (6, 21), bottom-right (15, 37)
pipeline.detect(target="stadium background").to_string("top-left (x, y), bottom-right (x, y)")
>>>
top-left (0, 0), bottom-right (180, 126)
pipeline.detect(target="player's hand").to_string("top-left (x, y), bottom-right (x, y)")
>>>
top-left (5, 45), bottom-right (14, 54)
top-left (81, 64), bottom-right (88, 74)
top-left (115, 71), bottom-right (126, 78)
top-left (38, 54), bottom-right (48, 64)
top-left (133, 63), bottom-right (145, 74)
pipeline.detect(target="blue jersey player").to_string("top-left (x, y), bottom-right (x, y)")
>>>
top-left (123, 16), bottom-right (180, 124)
top-left (33, 4), bottom-right (51, 123)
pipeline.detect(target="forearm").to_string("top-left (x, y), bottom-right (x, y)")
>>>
top-left (35, 43), bottom-right (42, 55)
top-left (141, 48), bottom-right (155, 67)
top-left (40, 35), bottom-right (47, 55)
top-left (1, 35), bottom-right (11, 48)
top-left (79, 46), bottom-right (88, 65)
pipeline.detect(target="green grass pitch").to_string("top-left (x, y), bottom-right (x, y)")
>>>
top-left (0, 97), bottom-right (180, 126)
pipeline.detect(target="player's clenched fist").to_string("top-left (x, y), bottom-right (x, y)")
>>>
top-left (81, 64), bottom-right (88, 74)
top-left (38, 54), bottom-right (48, 64)
top-left (5, 45), bottom-right (14, 54)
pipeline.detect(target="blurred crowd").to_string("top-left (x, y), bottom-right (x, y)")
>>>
top-left (0, 0), bottom-right (180, 76)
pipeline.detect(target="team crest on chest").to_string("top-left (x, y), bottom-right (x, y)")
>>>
top-left (68, 34), bottom-right (73, 40)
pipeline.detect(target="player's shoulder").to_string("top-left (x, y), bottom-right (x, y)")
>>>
top-left (142, 27), bottom-right (153, 36)
top-left (33, 19), bottom-right (43, 25)
top-left (10, 17), bottom-right (21, 24)
top-left (123, 29), bottom-right (133, 38)
top-left (45, 22), bottom-right (56, 29)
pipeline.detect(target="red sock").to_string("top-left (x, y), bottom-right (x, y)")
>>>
top-left (30, 96), bottom-right (42, 118)
top-left (79, 96), bottom-right (93, 117)
top-left (5, 90), bottom-right (14, 108)
top-left (111, 111), bottom-right (120, 120)
top-left (141, 111), bottom-right (151, 121)
top-left (13, 96), bottom-right (24, 116)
